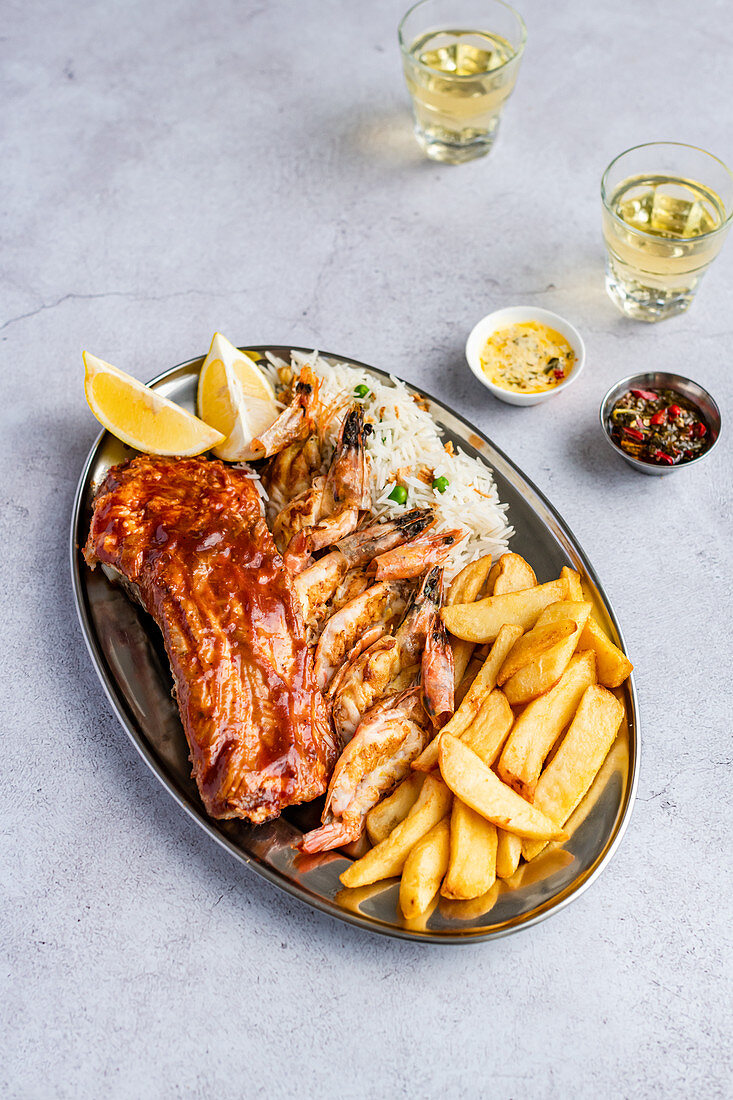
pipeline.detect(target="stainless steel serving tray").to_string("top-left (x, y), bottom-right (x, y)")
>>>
top-left (70, 346), bottom-right (639, 943)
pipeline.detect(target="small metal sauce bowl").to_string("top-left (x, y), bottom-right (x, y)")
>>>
top-left (599, 372), bottom-right (722, 476)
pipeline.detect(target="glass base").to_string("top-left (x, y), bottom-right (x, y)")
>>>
top-left (413, 124), bottom-right (497, 164)
top-left (604, 266), bottom-right (697, 323)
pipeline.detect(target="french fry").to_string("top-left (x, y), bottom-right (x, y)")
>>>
top-left (442, 577), bottom-right (569, 643)
top-left (439, 736), bottom-right (567, 841)
top-left (441, 799), bottom-right (497, 899)
top-left (340, 774), bottom-right (452, 888)
top-left (497, 650), bottom-right (597, 798)
top-left (412, 685), bottom-right (506, 774)
top-left (399, 816), bottom-right (451, 918)
top-left (448, 554), bottom-right (494, 687)
top-left (461, 689), bottom-right (514, 767)
top-left (559, 565), bottom-right (633, 688)
top-left (561, 566), bottom-right (584, 601)
top-left (497, 619), bottom-right (577, 686)
top-left (454, 656), bottom-right (484, 706)
top-left (451, 638), bottom-right (477, 691)
top-left (448, 554), bottom-right (494, 604)
top-left (495, 829), bottom-right (522, 879)
top-left (549, 738), bottom-right (627, 847)
top-left (451, 624), bottom-right (522, 728)
top-left (502, 600), bottom-right (592, 706)
top-left (366, 772), bottom-right (426, 846)
top-left (402, 892), bottom-right (441, 933)
top-left (488, 553), bottom-right (537, 596)
top-left (578, 616), bottom-right (634, 688)
top-left (522, 685), bottom-right (624, 861)
top-left (412, 622), bottom-right (519, 772)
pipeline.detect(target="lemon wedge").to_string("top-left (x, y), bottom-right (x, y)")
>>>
top-left (84, 351), bottom-right (226, 455)
top-left (197, 333), bottom-right (279, 461)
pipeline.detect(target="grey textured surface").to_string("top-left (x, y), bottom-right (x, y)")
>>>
top-left (3, 1), bottom-right (732, 1097)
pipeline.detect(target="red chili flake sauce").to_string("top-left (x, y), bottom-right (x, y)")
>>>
top-left (608, 388), bottom-right (711, 467)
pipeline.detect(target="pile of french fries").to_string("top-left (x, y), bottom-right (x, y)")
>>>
top-left (338, 552), bottom-right (633, 920)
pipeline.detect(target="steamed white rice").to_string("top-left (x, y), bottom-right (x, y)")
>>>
top-left (262, 349), bottom-right (513, 579)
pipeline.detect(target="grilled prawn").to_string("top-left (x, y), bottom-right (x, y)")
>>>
top-left (330, 566), bottom-right (443, 745)
top-left (299, 686), bottom-right (431, 853)
top-left (313, 579), bottom-right (413, 692)
top-left (282, 405), bottom-right (371, 571)
top-left (262, 434), bottom-right (322, 514)
top-left (293, 508), bottom-right (434, 626)
top-left (251, 364), bottom-right (320, 459)
top-left (271, 476), bottom-right (325, 552)
top-left (422, 613), bottom-right (454, 728)
top-left (371, 527), bottom-right (465, 581)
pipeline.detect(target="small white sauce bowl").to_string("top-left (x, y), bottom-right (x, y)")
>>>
top-left (465, 306), bottom-right (586, 407)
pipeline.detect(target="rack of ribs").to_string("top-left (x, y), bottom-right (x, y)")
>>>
top-left (84, 454), bottom-right (338, 823)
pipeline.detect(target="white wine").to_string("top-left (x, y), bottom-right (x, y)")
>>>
top-left (402, 28), bottom-right (520, 163)
top-left (613, 174), bottom-right (724, 239)
top-left (412, 28), bottom-right (514, 75)
top-left (602, 173), bottom-right (729, 320)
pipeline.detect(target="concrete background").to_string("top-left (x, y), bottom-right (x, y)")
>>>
top-left (3, 1), bottom-right (731, 1096)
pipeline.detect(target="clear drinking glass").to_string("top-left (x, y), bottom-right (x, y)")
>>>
top-left (398, 0), bottom-right (526, 164)
top-left (601, 142), bottom-right (733, 322)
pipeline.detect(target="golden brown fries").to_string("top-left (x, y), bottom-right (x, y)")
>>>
top-left (502, 600), bottom-right (592, 706)
top-left (399, 816), bottom-right (451, 918)
top-left (559, 566), bottom-right (634, 689)
top-left (488, 553), bottom-right (537, 596)
top-left (461, 689), bottom-right (514, 767)
top-left (497, 649), bottom-right (597, 799)
top-left (366, 772), bottom-right (426, 846)
top-left (447, 554), bottom-right (494, 686)
top-left (334, 552), bottom-right (633, 926)
top-left (439, 735), bottom-right (568, 841)
top-left (451, 623), bottom-right (523, 728)
top-left (454, 656), bottom-right (483, 706)
top-left (536, 599), bottom-right (592, 633)
top-left (441, 799), bottom-right (497, 899)
top-left (402, 892), bottom-right (441, 932)
top-left (449, 554), bottom-right (494, 604)
top-left (497, 619), bottom-right (577, 686)
top-left (340, 774), bottom-right (452, 888)
top-left (561, 566), bottom-right (584, 601)
top-left (495, 829), bottom-right (522, 880)
top-left (522, 685), bottom-right (624, 861)
top-left (578, 616), bottom-right (634, 688)
top-left (411, 624), bottom-right (521, 771)
top-left (442, 577), bottom-right (569, 643)
top-left (549, 739), bottom-right (627, 851)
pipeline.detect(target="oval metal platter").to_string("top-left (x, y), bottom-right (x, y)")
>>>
top-left (71, 347), bottom-right (639, 943)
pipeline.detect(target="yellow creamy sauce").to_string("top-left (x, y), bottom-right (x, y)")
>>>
top-left (481, 322), bottom-right (576, 394)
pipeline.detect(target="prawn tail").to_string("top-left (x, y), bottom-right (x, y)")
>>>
top-left (299, 820), bottom-right (363, 854)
